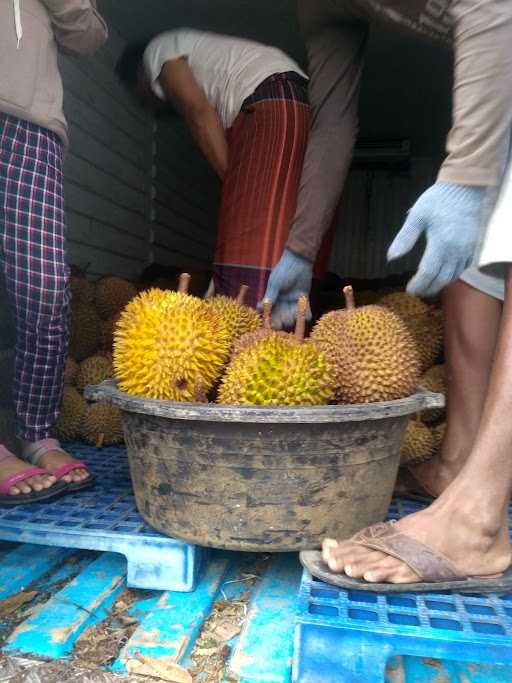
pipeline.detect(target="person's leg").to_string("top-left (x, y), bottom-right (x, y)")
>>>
top-left (322, 267), bottom-right (512, 584)
top-left (213, 77), bottom-right (312, 308)
top-left (1, 116), bottom-right (87, 485)
top-left (403, 279), bottom-right (502, 497)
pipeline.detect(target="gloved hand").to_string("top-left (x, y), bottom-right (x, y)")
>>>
top-left (259, 248), bottom-right (314, 329)
top-left (387, 182), bottom-right (486, 297)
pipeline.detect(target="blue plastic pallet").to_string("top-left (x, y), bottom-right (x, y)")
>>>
top-left (294, 498), bottom-right (512, 683)
top-left (0, 444), bottom-right (203, 592)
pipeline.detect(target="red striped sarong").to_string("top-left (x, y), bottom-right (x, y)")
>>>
top-left (213, 73), bottom-right (333, 308)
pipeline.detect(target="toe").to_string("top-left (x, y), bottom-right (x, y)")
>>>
top-left (363, 557), bottom-right (420, 584)
top-left (344, 551), bottom-right (391, 578)
top-left (322, 539), bottom-right (339, 562)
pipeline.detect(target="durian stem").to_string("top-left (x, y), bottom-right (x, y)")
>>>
top-left (237, 285), bottom-right (249, 305)
top-left (262, 299), bottom-right (273, 330)
top-left (96, 433), bottom-right (105, 449)
top-left (294, 296), bottom-right (308, 342)
top-left (178, 273), bottom-right (191, 294)
top-left (343, 286), bottom-right (355, 310)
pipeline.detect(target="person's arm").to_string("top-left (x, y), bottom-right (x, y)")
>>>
top-left (285, 0), bottom-right (368, 261)
top-left (39, 0), bottom-right (107, 56)
top-left (439, 0), bottom-right (512, 187)
top-left (158, 58), bottom-right (228, 179)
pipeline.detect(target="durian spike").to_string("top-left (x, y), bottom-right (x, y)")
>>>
top-left (178, 273), bottom-right (191, 294)
top-left (262, 299), bottom-right (273, 330)
top-left (294, 296), bottom-right (308, 342)
top-left (343, 286), bottom-right (355, 310)
top-left (236, 285), bottom-right (249, 305)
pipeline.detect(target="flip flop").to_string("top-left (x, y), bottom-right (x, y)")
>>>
top-left (300, 521), bottom-right (512, 594)
top-left (0, 463), bottom-right (68, 506)
top-left (52, 462), bottom-right (96, 493)
top-left (393, 467), bottom-right (436, 505)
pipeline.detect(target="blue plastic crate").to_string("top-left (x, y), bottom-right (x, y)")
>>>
top-left (294, 498), bottom-right (512, 683)
top-left (0, 443), bottom-right (203, 592)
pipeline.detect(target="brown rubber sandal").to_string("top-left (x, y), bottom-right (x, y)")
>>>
top-left (300, 521), bottom-right (512, 593)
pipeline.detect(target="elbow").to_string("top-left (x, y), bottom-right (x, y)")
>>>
top-left (58, 24), bottom-right (108, 56)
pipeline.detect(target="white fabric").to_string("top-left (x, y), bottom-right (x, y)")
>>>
top-left (143, 28), bottom-right (306, 129)
top-left (13, 0), bottom-right (22, 47)
top-left (479, 152), bottom-right (512, 282)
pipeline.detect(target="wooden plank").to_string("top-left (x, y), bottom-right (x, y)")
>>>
top-left (153, 181), bottom-right (217, 229)
top-left (67, 210), bottom-right (148, 261)
top-left (153, 203), bottom-right (216, 246)
top-left (67, 241), bottom-right (146, 279)
top-left (65, 182), bottom-right (149, 239)
top-left (65, 154), bottom-right (145, 215)
top-left (65, 92), bottom-right (146, 167)
top-left (152, 224), bottom-right (213, 260)
top-left (152, 245), bottom-right (210, 269)
top-left (0, 545), bottom-right (73, 601)
top-left (4, 553), bottom-right (126, 658)
top-left (60, 59), bottom-right (148, 143)
top-left (68, 124), bottom-right (147, 192)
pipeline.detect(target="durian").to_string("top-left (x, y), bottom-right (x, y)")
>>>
top-left (312, 287), bottom-right (421, 404)
top-left (81, 402), bottom-right (124, 447)
top-left (379, 291), bottom-right (429, 319)
top-left (419, 364), bottom-right (446, 424)
top-left (405, 310), bottom-right (443, 371)
top-left (95, 276), bottom-right (137, 320)
top-left (69, 304), bottom-right (101, 361)
top-left (114, 274), bottom-right (229, 401)
top-left (231, 299), bottom-right (287, 359)
top-left (218, 297), bottom-right (335, 406)
top-left (207, 285), bottom-right (260, 347)
top-left (400, 418), bottom-right (436, 466)
top-left (76, 355), bottom-right (113, 393)
top-left (56, 386), bottom-right (87, 441)
top-left (70, 274), bottom-right (95, 306)
top-left (64, 357), bottom-right (79, 386)
top-left (99, 313), bottom-right (121, 352)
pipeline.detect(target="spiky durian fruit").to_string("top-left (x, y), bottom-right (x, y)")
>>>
top-left (400, 419), bottom-right (436, 466)
top-left (379, 291), bottom-right (430, 319)
top-left (64, 357), bottom-right (79, 386)
top-left (70, 274), bottom-right (95, 306)
top-left (231, 299), bottom-right (288, 359)
top-left (56, 386), bottom-right (87, 441)
top-left (419, 364), bottom-right (446, 424)
top-left (219, 297), bottom-right (334, 406)
top-left (114, 275), bottom-right (230, 401)
top-left (95, 276), bottom-right (137, 320)
top-left (99, 313), bottom-right (121, 352)
top-left (76, 355), bottom-right (113, 393)
top-left (312, 287), bottom-right (421, 404)
top-left (207, 285), bottom-right (261, 347)
top-left (405, 310), bottom-right (443, 371)
top-left (81, 402), bottom-right (124, 447)
top-left (69, 304), bottom-right (101, 361)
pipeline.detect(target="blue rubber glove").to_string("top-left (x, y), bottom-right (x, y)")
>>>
top-left (387, 182), bottom-right (486, 297)
top-left (259, 249), bottom-right (314, 329)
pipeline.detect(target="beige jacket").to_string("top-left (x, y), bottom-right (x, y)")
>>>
top-left (0, 0), bottom-right (108, 146)
top-left (287, 0), bottom-right (512, 260)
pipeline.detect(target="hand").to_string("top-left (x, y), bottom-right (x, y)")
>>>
top-left (387, 182), bottom-right (486, 297)
top-left (259, 249), bottom-right (314, 329)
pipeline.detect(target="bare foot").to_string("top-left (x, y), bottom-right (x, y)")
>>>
top-left (38, 450), bottom-right (89, 485)
top-left (0, 455), bottom-right (57, 496)
top-left (322, 497), bottom-right (511, 585)
top-left (397, 455), bottom-right (464, 499)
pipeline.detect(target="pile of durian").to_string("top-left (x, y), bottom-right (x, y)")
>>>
top-left (377, 292), bottom-right (446, 467)
top-left (111, 275), bottom-right (434, 416)
top-left (56, 270), bottom-right (139, 447)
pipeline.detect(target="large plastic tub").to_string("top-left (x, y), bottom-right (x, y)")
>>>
top-left (86, 380), bottom-right (444, 552)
